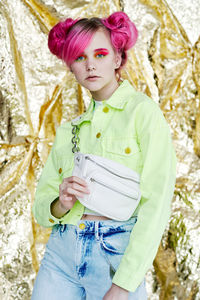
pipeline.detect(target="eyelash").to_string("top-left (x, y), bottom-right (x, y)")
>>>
top-left (95, 52), bottom-right (108, 59)
top-left (75, 55), bottom-right (87, 62)
top-left (75, 52), bottom-right (108, 62)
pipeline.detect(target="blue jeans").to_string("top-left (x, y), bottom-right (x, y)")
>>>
top-left (31, 217), bottom-right (147, 300)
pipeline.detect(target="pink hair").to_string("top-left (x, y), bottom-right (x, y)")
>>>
top-left (48, 12), bottom-right (138, 69)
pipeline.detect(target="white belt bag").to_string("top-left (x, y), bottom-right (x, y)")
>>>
top-left (71, 123), bottom-right (141, 221)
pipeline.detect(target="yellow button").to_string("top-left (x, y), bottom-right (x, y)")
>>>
top-left (125, 147), bottom-right (131, 154)
top-left (59, 167), bottom-right (62, 174)
top-left (49, 218), bottom-right (55, 224)
top-left (79, 223), bottom-right (86, 230)
top-left (103, 106), bottom-right (109, 113)
top-left (96, 132), bottom-right (101, 138)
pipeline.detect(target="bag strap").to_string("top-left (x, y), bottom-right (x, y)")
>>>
top-left (71, 123), bottom-right (80, 153)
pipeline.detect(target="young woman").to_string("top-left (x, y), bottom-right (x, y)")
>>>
top-left (31, 12), bottom-right (177, 300)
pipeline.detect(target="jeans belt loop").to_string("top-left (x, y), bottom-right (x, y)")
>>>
top-left (95, 221), bottom-right (100, 241)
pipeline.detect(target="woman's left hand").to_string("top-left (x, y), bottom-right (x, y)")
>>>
top-left (103, 283), bottom-right (129, 300)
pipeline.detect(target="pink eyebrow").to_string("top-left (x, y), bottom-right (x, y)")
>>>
top-left (94, 48), bottom-right (109, 52)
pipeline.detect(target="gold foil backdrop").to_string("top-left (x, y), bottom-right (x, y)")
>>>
top-left (0, 0), bottom-right (200, 299)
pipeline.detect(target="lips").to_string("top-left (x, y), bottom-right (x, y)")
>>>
top-left (86, 75), bottom-right (100, 80)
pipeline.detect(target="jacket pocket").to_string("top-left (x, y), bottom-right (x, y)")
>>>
top-left (102, 137), bottom-right (141, 171)
top-left (103, 137), bottom-right (140, 157)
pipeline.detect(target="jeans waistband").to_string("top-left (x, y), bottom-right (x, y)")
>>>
top-left (56, 216), bottom-right (137, 235)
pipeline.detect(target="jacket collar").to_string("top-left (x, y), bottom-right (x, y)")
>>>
top-left (71, 80), bottom-right (135, 126)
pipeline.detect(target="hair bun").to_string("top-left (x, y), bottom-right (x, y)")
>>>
top-left (102, 12), bottom-right (138, 51)
top-left (48, 18), bottom-right (78, 59)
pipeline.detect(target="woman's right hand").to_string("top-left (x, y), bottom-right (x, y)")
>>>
top-left (59, 176), bottom-right (90, 211)
top-left (51, 176), bottom-right (90, 218)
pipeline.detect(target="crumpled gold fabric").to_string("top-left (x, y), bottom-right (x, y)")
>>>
top-left (0, 0), bottom-right (200, 299)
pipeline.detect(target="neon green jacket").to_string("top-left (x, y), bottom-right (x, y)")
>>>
top-left (32, 80), bottom-right (176, 292)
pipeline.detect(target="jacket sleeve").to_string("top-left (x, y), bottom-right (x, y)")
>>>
top-left (112, 101), bottom-right (177, 291)
top-left (32, 127), bottom-right (71, 228)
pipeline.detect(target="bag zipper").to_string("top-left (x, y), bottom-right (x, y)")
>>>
top-left (85, 156), bottom-right (140, 184)
top-left (90, 178), bottom-right (138, 200)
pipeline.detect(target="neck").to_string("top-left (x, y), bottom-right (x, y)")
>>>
top-left (90, 78), bottom-right (119, 101)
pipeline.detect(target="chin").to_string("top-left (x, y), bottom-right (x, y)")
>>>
top-left (84, 82), bottom-right (104, 92)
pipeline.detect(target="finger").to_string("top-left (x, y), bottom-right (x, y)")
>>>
top-left (70, 182), bottom-right (90, 193)
top-left (60, 182), bottom-right (90, 196)
top-left (60, 195), bottom-right (73, 202)
top-left (66, 187), bottom-right (89, 198)
top-left (63, 176), bottom-right (88, 186)
top-left (60, 196), bottom-right (74, 210)
top-left (59, 183), bottom-right (69, 194)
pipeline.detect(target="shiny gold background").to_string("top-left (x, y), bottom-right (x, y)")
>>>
top-left (0, 0), bottom-right (200, 299)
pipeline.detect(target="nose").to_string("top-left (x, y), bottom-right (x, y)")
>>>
top-left (86, 57), bottom-right (96, 71)
top-left (87, 65), bottom-right (96, 71)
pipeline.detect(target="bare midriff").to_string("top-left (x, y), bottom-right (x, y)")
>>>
top-left (81, 214), bottom-right (112, 220)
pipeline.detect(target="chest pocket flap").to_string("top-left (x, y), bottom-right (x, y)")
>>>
top-left (103, 137), bottom-right (140, 156)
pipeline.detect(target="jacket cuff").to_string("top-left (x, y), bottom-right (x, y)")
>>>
top-left (32, 195), bottom-right (66, 227)
top-left (112, 267), bottom-right (144, 292)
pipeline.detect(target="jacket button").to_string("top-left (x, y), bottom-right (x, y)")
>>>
top-left (125, 147), bottom-right (131, 154)
top-left (59, 168), bottom-right (62, 174)
top-left (103, 107), bottom-right (109, 113)
top-left (79, 223), bottom-right (86, 229)
top-left (49, 218), bottom-right (55, 223)
top-left (96, 132), bottom-right (101, 138)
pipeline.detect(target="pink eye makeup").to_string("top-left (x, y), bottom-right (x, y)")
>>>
top-left (74, 48), bottom-right (109, 62)
top-left (75, 54), bottom-right (87, 62)
top-left (94, 49), bottom-right (109, 58)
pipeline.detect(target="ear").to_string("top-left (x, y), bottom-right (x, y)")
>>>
top-left (115, 52), bottom-right (122, 69)
top-left (68, 62), bottom-right (73, 73)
